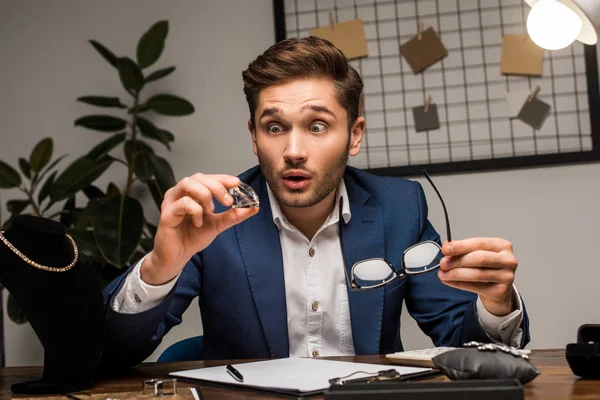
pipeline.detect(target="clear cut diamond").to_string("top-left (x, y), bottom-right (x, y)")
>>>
top-left (229, 182), bottom-right (260, 208)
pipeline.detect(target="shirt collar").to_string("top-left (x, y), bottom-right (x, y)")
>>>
top-left (266, 178), bottom-right (352, 232)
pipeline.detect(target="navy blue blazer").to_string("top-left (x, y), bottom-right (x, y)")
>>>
top-left (102, 166), bottom-right (530, 367)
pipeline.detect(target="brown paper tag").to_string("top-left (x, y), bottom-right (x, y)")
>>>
top-left (413, 104), bottom-right (441, 132)
top-left (500, 34), bottom-right (544, 76)
top-left (400, 27), bottom-right (448, 74)
top-left (309, 18), bottom-right (369, 60)
top-left (517, 97), bottom-right (551, 129)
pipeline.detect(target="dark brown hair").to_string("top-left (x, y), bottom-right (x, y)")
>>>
top-left (242, 36), bottom-right (363, 131)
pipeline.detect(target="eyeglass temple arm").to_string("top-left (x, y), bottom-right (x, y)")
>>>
top-left (422, 169), bottom-right (452, 242)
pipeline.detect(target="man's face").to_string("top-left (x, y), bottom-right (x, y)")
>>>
top-left (249, 78), bottom-right (364, 208)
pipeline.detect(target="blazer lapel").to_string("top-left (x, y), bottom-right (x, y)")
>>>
top-left (235, 175), bottom-right (289, 358)
top-left (342, 175), bottom-right (386, 355)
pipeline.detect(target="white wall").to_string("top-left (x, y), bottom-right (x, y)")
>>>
top-left (1, 0), bottom-right (599, 366)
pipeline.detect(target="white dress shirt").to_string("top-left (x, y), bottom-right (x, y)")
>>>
top-left (113, 180), bottom-right (524, 355)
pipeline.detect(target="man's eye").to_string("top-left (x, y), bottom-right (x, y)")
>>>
top-left (310, 123), bottom-right (327, 133)
top-left (268, 124), bottom-right (283, 134)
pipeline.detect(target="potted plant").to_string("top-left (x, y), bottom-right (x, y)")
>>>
top-left (0, 20), bottom-right (193, 332)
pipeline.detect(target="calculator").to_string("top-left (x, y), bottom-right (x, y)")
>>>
top-left (386, 346), bottom-right (532, 368)
top-left (385, 347), bottom-right (459, 368)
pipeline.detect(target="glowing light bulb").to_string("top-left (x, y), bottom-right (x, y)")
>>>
top-left (527, 0), bottom-right (583, 50)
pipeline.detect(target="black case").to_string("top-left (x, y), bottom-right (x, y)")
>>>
top-left (566, 324), bottom-right (600, 379)
top-left (324, 379), bottom-right (523, 400)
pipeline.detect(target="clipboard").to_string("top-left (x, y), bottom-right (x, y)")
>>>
top-left (170, 358), bottom-right (432, 396)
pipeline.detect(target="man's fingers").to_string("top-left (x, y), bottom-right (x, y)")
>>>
top-left (164, 176), bottom-right (214, 212)
top-left (164, 174), bottom-right (241, 210)
top-left (442, 237), bottom-right (513, 256)
top-left (440, 250), bottom-right (517, 271)
top-left (440, 279), bottom-right (510, 300)
top-left (161, 196), bottom-right (204, 228)
top-left (190, 173), bottom-right (240, 207)
top-left (214, 206), bottom-right (260, 233)
top-left (438, 266), bottom-right (514, 284)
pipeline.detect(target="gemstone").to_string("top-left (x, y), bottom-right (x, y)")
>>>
top-left (229, 182), bottom-right (260, 208)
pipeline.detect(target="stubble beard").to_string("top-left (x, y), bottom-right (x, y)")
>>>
top-left (257, 149), bottom-right (349, 208)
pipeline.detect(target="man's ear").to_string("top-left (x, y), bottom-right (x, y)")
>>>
top-left (248, 119), bottom-right (258, 156)
top-left (348, 116), bottom-right (365, 157)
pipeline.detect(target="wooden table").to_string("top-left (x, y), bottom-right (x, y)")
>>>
top-left (1, 349), bottom-right (598, 399)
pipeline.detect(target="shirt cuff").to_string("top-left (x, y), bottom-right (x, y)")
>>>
top-left (476, 285), bottom-right (524, 348)
top-left (111, 255), bottom-right (181, 314)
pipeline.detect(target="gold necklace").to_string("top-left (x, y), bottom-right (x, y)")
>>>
top-left (0, 231), bottom-right (78, 272)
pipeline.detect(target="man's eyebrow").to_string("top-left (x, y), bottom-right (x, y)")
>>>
top-left (258, 107), bottom-right (281, 121)
top-left (301, 104), bottom-right (337, 120)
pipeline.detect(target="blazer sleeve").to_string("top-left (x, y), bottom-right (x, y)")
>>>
top-left (403, 181), bottom-right (530, 349)
top-left (99, 253), bottom-right (203, 370)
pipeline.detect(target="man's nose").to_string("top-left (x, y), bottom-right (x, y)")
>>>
top-left (283, 128), bottom-right (308, 163)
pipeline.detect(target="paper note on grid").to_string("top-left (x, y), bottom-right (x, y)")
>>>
top-left (171, 357), bottom-right (430, 393)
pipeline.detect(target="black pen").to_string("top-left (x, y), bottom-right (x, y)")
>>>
top-left (226, 364), bottom-right (244, 382)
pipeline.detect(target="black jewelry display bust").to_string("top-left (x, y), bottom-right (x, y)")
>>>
top-left (0, 215), bottom-right (105, 394)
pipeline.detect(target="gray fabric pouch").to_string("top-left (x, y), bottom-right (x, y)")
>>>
top-left (432, 348), bottom-right (540, 384)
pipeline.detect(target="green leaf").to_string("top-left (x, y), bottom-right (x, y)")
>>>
top-left (75, 115), bottom-right (127, 132)
top-left (29, 137), bottom-right (53, 173)
top-left (137, 117), bottom-right (173, 149)
top-left (146, 221), bottom-right (158, 237)
top-left (77, 96), bottom-right (127, 108)
top-left (83, 184), bottom-right (105, 200)
top-left (146, 94), bottom-right (195, 116)
top-left (34, 154), bottom-right (66, 185)
top-left (145, 66), bottom-right (175, 83)
top-left (106, 182), bottom-right (121, 197)
top-left (133, 151), bottom-right (154, 181)
top-left (136, 20), bottom-right (169, 69)
top-left (0, 160), bottom-right (21, 188)
top-left (2, 215), bottom-right (15, 230)
top-left (89, 40), bottom-right (118, 68)
top-left (94, 195), bottom-right (144, 266)
top-left (7, 199), bottom-right (30, 215)
top-left (60, 196), bottom-right (75, 226)
top-left (37, 170), bottom-right (57, 204)
top-left (68, 228), bottom-right (100, 256)
top-left (116, 57), bottom-right (145, 93)
top-left (7, 293), bottom-right (28, 324)
top-left (87, 133), bottom-right (127, 159)
top-left (74, 199), bottom-right (102, 229)
top-left (18, 158), bottom-right (31, 179)
top-left (124, 139), bottom-right (154, 163)
top-left (158, 128), bottom-right (174, 142)
top-left (50, 156), bottom-right (114, 201)
top-left (147, 179), bottom-right (164, 210)
top-left (139, 237), bottom-right (154, 252)
top-left (128, 103), bottom-right (151, 114)
top-left (149, 154), bottom-right (176, 193)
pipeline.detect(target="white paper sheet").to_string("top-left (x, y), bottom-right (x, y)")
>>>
top-left (171, 357), bottom-right (431, 394)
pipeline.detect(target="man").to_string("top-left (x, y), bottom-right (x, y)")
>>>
top-left (103, 37), bottom-right (529, 367)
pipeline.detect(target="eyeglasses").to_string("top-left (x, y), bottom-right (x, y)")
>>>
top-left (341, 169), bottom-right (451, 291)
top-left (329, 368), bottom-right (443, 385)
top-left (329, 369), bottom-right (401, 385)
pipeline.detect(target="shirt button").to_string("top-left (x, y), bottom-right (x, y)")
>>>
top-left (309, 247), bottom-right (315, 257)
top-left (134, 294), bottom-right (142, 304)
top-left (312, 349), bottom-right (320, 357)
top-left (311, 301), bottom-right (319, 312)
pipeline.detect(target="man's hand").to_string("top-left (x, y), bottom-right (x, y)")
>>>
top-left (141, 173), bottom-right (259, 286)
top-left (439, 238), bottom-right (518, 316)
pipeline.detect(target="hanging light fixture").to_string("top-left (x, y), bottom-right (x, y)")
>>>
top-left (524, 0), bottom-right (600, 50)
